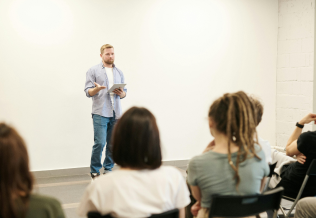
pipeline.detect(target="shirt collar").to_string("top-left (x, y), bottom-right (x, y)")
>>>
top-left (100, 62), bottom-right (115, 69)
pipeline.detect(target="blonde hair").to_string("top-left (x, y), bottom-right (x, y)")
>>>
top-left (248, 95), bottom-right (264, 126)
top-left (100, 44), bottom-right (114, 54)
top-left (208, 91), bottom-right (260, 190)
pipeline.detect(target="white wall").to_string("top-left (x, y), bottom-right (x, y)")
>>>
top-left (0, 0), bottom-right (278, 171)
top-left (276, 0), bottom-right (315, 148)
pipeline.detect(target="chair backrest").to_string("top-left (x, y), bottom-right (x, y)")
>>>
top-left (208, 187), bottom-right (284, 218)
top-left (279, 159), bottom-right (316, 217)
top-left (306, 159), bottom-right (316, 176)
top-left (87, 209), bottom-right (179, 218)
top-left (149, 209), bottom-right (179, 218)
top-left (87, 212), bottom-right (111, 218)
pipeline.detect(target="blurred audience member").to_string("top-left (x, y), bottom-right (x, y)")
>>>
top-left (295, 197), bottom-right (316, 218)
top-left (0, 123), bottom-right (65, 218)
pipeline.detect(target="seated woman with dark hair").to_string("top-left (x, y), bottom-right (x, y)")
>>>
top-left (78, 107), bottom-right (190, 218)
top-left (0, 123), bottom-right (65, 218)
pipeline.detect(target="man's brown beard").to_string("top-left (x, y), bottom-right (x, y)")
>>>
top-left (105, 60), bottom-right (114, 65)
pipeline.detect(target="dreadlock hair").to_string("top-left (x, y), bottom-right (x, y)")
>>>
top-left (208, 91), bottom-right (260, 190)
top-left (248, 95), bottom-right (264, 126)
top-left (0, 123), bottom-right (34, 218)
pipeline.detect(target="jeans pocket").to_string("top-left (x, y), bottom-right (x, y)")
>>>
top-left (93, 114), bottom-right (102, 126)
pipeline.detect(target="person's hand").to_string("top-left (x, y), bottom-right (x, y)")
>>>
top-left (203, 140), bottom-right (215, 153)
top-left (299, 113), bottom-right (316, 125)
top-left (113, 87), bottom-right (125, 98)
top-left (191, 201), bottom-right (201, 216)
top-left (94, 82), bottom-right (106, 91)
top-left (296, 153), bottom-right (306, 164)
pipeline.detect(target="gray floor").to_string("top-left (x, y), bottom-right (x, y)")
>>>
top-left (33, 166), bottom-right (295, 218)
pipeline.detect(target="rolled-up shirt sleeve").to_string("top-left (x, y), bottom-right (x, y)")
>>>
top-left (187, 158), bottom-right (198, 186)
top-left (84, 69), bottom-right (97, 98)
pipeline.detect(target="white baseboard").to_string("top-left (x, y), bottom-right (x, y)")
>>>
top-left (32, 159), bottom-right (189, 179)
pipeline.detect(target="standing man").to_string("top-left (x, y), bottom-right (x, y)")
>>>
top-left (84, 44), bottom-right (127, 179)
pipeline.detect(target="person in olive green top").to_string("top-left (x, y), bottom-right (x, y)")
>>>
top-left (0, 123), bottom-right (65, 218)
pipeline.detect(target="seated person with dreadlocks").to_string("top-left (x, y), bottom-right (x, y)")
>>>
top-left (269, 113), bottom-right (316, 199)
top-left (184, 95), bottom-right (271, 218)
top-left (187, 91), bottom-right (269, 218)
top-left (201, 95), bottom-right (271, 162)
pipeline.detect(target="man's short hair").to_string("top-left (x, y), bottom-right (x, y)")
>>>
top-left (249, 95), bottom-right (264, 126)
top-left (112, 107), bottom-right (162, 170)
top-left (100, 44), bottom-right (114, 54)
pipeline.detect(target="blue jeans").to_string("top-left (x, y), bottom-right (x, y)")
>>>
top-left (90, 113), bottom-right (116, 174)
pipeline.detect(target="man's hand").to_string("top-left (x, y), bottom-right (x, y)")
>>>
top-left (296, 153), bottom-right (306, 164)
top-left (299, 113), bottom-right (316, 125)
top-left (94, 82), bottom-right (106, 91)
top-left (88, 82), bottom-right (106, 96)
top-left (191, 201), bottom-right (201, 216)
top-left (203, 140), bottom-right (215, 153)
top-left (113, 87), bottom-right (125, 98)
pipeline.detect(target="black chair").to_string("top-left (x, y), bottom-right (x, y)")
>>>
top-left (279, 159), bottom-right (316, 218)
top-left (208, 187), bottom-right (284, 218)
top-left (87, 208), bottom-right (179, 218)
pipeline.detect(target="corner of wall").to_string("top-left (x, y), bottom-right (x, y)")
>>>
top-left (276, 0), bottom-right (315, 145)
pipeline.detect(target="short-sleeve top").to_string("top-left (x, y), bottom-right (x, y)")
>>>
top-left (78, 166), bottom-right (190, 217)
top-left (187, 145), bottom-right (269, 208)
top-left (277, 131), bottom-right (316, 198)
top-left (25, 194), bottom-right (65, 218)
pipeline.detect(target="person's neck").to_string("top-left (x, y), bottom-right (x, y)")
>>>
top-left (103, 61), bottom-right (113, 68)
top-left (212, 132), bottom-right (239, 154)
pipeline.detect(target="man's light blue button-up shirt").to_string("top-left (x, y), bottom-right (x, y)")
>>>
top-left (84, 62), bottom-right (127, 119)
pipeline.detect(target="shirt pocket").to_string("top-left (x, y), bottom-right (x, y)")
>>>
top-left (96, 75), bottom-right (106, 86)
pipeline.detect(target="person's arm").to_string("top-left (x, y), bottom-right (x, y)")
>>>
top-left (190, 201), bottom-right (201, 217)
top-left (88, 82), bottom-right (106, 97)
top-left (286, 140), bottom-right (300, 157)
top-left (85, 69), bottom-right (103, 97)
top-left (286, 113), bottom-right (316, 156)
top-left (187, 159), bottom-right (201, 216)
top-left (190, 186), bottom-right (201, 201)
top-left (178, 208), bottom-right (185, 218)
